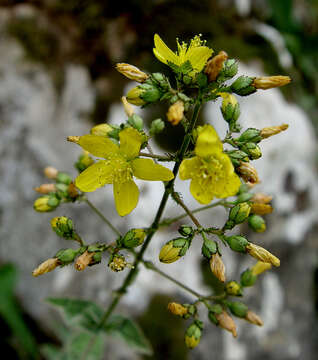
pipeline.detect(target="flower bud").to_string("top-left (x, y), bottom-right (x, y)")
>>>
top-left (215, 310), bottom-right (237, 337)
top-left (178, 225), bottom-right (194, 238)
top-left (74, 250), bottom-right (95, 271)
top-left (250, 203), bottom-right (273, 215)
top-left (51, 216), bottom-right (75, 239)
top-left (205, 51), bottom-right (228, 82)
top-left (251, 193), bottom-right (272, 204)
top-left (127, 83), bottom-right (161, 106)
top-left (217, 59), bottom-right (238, 82)
top-left (55, 248), bottom-right (78, 265)
top-left (115, 63), bottom-right (149, 83)
top-left (251, 261), bottom-right (272, 276)
top-left (149, 118), bottom-right (165, 136)
top-left (246, 243), bottom-right (280, 266)
top-left (151, 73), bottom-right (169, 90)
top-left (248, 214), bottom-right (266, 233)
top-left (220, 93), bottom-right (240, 131)
top-left (225, 235), bottom-right (249, 253)
top-left (235, 192), bottom-right (254, 204)
top-left (67, 183), bottom-right (79, 199)
top-left (32, 258), bottom-right (60, 277)
top-left (185, 321), bottom-right (203, 349)
top-left (126, 87), bottom-right (146, 106)
top-left (252, 76), bottom-right (291, 90)
top-left (90, 123), bottom-right (112, 137)
top-left (34, 195), bottom-right (60, 212)
top-left (224, 202), bottom-right (251, 229)
top-left (240, 269), bottom-right (257, 287)
top-left (56, 172), bottom-right (72, 185)
top-left (159, 238), bottom-right (190, 264)
top-left (245, 310), bottom-right (263, 326)
top-left (227, 150), bottom-right (249, 167)
top-left (121, 228), bottom-right (146, 248)
top-left (238, 128), bottom-right (262, 144)
top-left (208, 304), bottom-right (223, 325)
top-left (237, 161), bottom-right (260, 185)
top-left (231, 76), bottom-right (256, 96)
top-left (210, 253), bottom-right (226, 282)
top-left (167, 302), bottom-right (188, 317)
top-left (75, 151), bottom-right (94, 173)
top-left (34, 184), bottom-right (57, 194)
top-left (201, 237), bottom-right (217, 259)
top-left (128, 114), bottom-right (144, 131)
top-left (260, 124), bottom-right (288, 139)
top-left (227, 301), bottom-right (248, 318)
top-left (240, 142), bottom-right (262, 160)
top-left (108, 254), bottom-right (127, 272)
top-left (226, 281), bottom-right (243, 296)
top-left (166, 100), bottom-right (184, 126)
top-left (44, 166), bottom-right (58, 179)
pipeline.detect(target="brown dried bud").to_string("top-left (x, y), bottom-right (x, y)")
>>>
top-left (205, 51), bottom-right (228, 82)
top-left (116, 63), bottom-right (149, 83)
top-left (251, 203), bottom-right (273, 215)
top-left (209, 253), bottom-right (226, 282)
top-left (167, 100), bottom-right (184, 126)
top-left (44, 166), bottom-right (58, 179)
top-left (246, 243), bottom-right (280, 267)
top-left (32, 258), bottom-right (60, 277)
top-left (121, 96), bottom-right (134, 117)
top-left (34, 184), bottom-right (57, 194)
top-left (67, 136), bottom-right (80, 144)
top-left (167, 302), bottom-right (188, 317)
top-left (237, 162), bottom-right (259, 185)
top-left (251, 193), bottom-right (272, 204)
top-left (260, 124), bottom-right (289, 139)
top-left (68, 183), bottom-right (79, 198)
top-left (252, 76), bottom-right (291, 90)
top-left (245, 310), bottom-right (263, 326)
top-left (215, 310), bottom-right (237, 337)
top-left (74, 251), bottom-right (95, 271)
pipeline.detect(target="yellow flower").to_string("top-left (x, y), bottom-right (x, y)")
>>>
top-left (71, 127), bottom-right (174, 216)
top-left (153, 34), bottom-right (213, 76)
top-left (179, 125), bottom-right (241, 204)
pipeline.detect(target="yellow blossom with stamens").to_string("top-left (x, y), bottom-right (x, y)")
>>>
top-left (179, 124), bottom-right (241, 204)
top-left (153, 34), bottom-right (213, 77)
top-left (68, 127), bottom-right (174, 216)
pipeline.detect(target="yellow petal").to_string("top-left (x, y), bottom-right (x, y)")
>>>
top-left (153, 34), bottom-right (180, 66)
top-left (132, 158), bottom-right (174, 181)
top-left (179, 157), bottom-right (201, 180)
top-left (119, 127), bottom-right (143, 160)
top-left (186, 46), bottom-right (213, 72)
top-left (75, 161), bottom-right (114, 192)
top-left (190, 178), bottom-right (214, 204)
top-left (195, 124), bottom-right (223, 158)
top-left (113, 180), bottom-right (139, 216)
top-left (79, 135), bottom-right (119, 158)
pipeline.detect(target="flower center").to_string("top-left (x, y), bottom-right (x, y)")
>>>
top-left (195, 156), bottom-right (225, 185)
top-left (108, 156), bottom-right (133, 184)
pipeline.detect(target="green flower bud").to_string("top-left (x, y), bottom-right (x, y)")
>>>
top-left (51, 216), bottom-right (75, 239)
top-left (217, 59), bottom-right (238, 82)
top-left (248, 215), bottom-right (266, 233)
top-left (235, 192), bottom-right (254, 204)
top-left (208, 304), bottom-right (222, 325)
top-left (240, 142), bottom-right (262, 160)
top-left (240, 268), bottom-right (257, 287)
top-left (75, 151), bottom-right (95, 173)
top-left (139, 83), bottom-right (161, 103)
top-left (126, 87), bottom-right (146, 106)
top-left (55, 248), bottom-right (78, 265)
top-left (225, 235), bottom-right (249, 253)
top-left (226, 150), bottom-right (249, 167)
top-left (151, 73), bottom-right (169, 90)
top-left (159, 238), bottom-right (191, 264)
top-left (226, 281), bottom-right (243, 296)
top-left (149, 118), bottom-right (165, 136)
top-left (201, 237), bottom-right (218, 259)
top-left (34, 195), bottom-right (60, 212)
top-left (224, 202), bottom-right (251, 229)
top-left (121, 228), bottom-right (146, 248)
top-left (221, 94), bottom-right (240, 128)
top-left (128, 114), bottom-right (144, 131)
top-left (237, 128), bottom-right (262, 144)
top-left (56, 172), bottom-right (72, 185)
top-left (185, 321), bottom-right (203, 349)
top-left (227, 301), bottom-right (248, 318)
top-left (231, 75), bottom-right (256, 96)
top-left (178, 225), bottom-right (194, 238)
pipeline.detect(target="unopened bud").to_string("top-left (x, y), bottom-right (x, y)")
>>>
top-left (51, 216), bottom-right (74, 239)
top-left (250, 203), bottom-right (273, 215)
top-left (215, 310), bottom-right (237, 337)
top-left (32, 258), bottom-right (60, 277)
top-left (240, 142), bottom-right (262, 160)
top-left (74, 251), bottom-right (95, 271)
top-left (260, 124), bottom-right (289, 138)
top-left (149, 118), bottom-right (165, 136)
top-left (116, 63), bottom-right (149, 83)
top-left (245, 310), bottom-right (263, 326)
top-left (248, 214), bottom-right (266, 233)
top-left (167, 302), bottom-right (188, 317)
top-left (44, 166), bottom-right (58, 179)
top-left (226, 281), bottom-right (243, 296)
top-left (217, 59), bottom-right (238, 82)
top-left (225, 235), bottom-right (249, 253)
top-left (178, 225), bottom-right (194, 237)
top-left (55, 248), bottom-right (78, 265)
top-left (34, 184), bottom-right (57, 194)
top-left (120, 228), bottom-right (146, 248)
top-left (128, 114), bottom-right (144, 131)
top-left (224, 202), bottom-right (251, 229)
top-left (205, 51), bottom-right (228, 82)
top-left (201, 237), bottom-right (217, 259)
top-left (126, 87), bottom-right (146, 106)
top-left (185, 321), bottom-right (203, 349)
top-left (240, 269), bottom-right (257, 287)
top-left (159, 238), bottom-right (190, 264)
top-left (231, 76), bottom-right (256, 96)
top-left (67, 136), bottom-right (80, 144)
top-left (208, 304), bottom-right (223, 325)
top-left (251, 193), bottom-right (272, 204)
top-left (121, 96), bottom-right (134, 117)
top-left (220, 93), bottom-right (240, 131)
top-left (34, 195), bottom-right (60, 212)
top-left (237, 161), bottom-right (260, 185)
top-left (75, 151), bottom-right (94, 173)
top-left (235, 192), bottom-right (254, 204)
top-left (108, 254), bottom-right (127, 272)
top-left (56, 172), bottom-right (72, 185)
top-left (252, 76), bottom-right (291, 90)
top-left (167, 100), bottom-right (184, 126)
top-left (246, 243), bottom-right (280, 267)
top-left (90, 124), bottom-right (112, 137)
top-left (251, 261), bottom-right (272, 276)
top-left (228, 301), bottom-right (248, 318)
top-left (227, 150), bottom-right (249, 167)
top-left (238, 128), bottom-right (262, 144)
top-left (210, 253), bottom-right (226, 282)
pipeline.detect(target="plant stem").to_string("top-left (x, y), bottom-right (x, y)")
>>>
top-left (172, 192), bottom-right (202, 228)
top-left (139, 152), bottom-right (174, 161)
top-left (84, 198), bottom-right (122, 237)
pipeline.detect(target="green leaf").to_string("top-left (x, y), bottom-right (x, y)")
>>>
top-left (104, 315), bottom-right (153, 355)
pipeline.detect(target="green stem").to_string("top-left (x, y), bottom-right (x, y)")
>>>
top-left (139, 152), bottom-right (174, 161)
top-left (84, 198), bottom-right (122, 237)
top-left (172, 192), bottom-right (202, 229)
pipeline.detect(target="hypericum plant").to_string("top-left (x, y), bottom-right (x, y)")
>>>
top-left (32, 34), bottom-right (290, 356)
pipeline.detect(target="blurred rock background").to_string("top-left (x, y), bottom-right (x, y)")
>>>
top-left (0, 0), bottom-right (318, 359)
